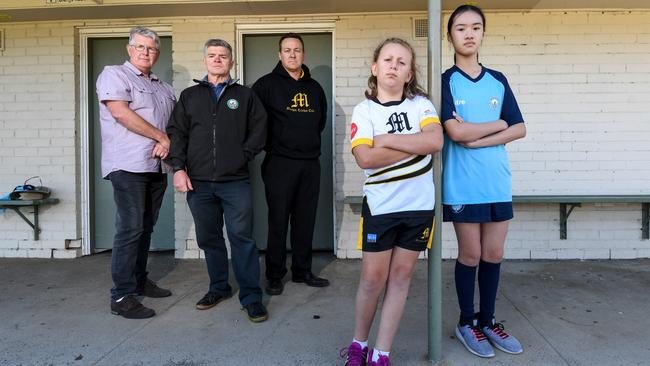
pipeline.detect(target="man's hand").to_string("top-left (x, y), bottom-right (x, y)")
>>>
top-left (173, 170), bottom-right (193, 192)
top-left (151, 134), bottom-right (171, 158)
top-left (157, 134), bottom-right (171, 151)
top-left (152, 142), bottom-right (169, 159)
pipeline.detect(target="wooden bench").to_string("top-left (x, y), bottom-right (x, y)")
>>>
top-left (342, 195), bottom-right (650, 240)
top-left (0, 198), bottom-right (60, 240)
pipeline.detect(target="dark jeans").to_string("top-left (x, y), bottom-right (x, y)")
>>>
top-left (262, 155), bottom-right (320, 281)
top-left (109, 170), bottom-right (166, 300)
top-left (186, 179), bottom-right (262, 306)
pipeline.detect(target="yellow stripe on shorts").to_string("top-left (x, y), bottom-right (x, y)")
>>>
top-left (357, 217), bottom-right (364, 250)
top-left (427, 217), bottom-right (435, 249)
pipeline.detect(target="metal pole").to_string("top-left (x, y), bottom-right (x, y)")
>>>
top-left (427, 0), bottom-right (443, 363)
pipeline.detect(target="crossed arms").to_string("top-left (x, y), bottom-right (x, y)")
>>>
top-left (443, 111), bottom-right (526, 148)
top-left (352, 123), bottom-right (444, 170)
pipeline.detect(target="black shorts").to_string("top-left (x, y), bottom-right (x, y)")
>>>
top-left (357, 200), bottom-right (435, 252)
top-left (442, 202), bottom-right (513, 223)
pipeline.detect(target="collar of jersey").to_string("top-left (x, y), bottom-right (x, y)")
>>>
top-left (452, 64), bottom-right (486, 83)
top-left (371, 96), bottom-right (406, 107)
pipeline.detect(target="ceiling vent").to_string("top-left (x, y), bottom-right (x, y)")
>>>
top-left (413, 18), bottom-right (428, 39)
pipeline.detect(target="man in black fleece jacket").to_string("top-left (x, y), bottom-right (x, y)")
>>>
top-left (166, 39), bottom-right (268, 322)
top-left (252, 33), bottom-right (329, 296)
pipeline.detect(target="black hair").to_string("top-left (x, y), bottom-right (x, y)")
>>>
top-left (278, 32), bottom-right (304, 51)
top-left (447, 4), bottom-right (486, 35)
top-left (447, 4), bottom-right (486, 63)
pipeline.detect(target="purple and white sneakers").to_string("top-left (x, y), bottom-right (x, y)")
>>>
top-left (340, 342), bottom-right (368, 366)
top-left (366, 349), bottom-right (391, 366)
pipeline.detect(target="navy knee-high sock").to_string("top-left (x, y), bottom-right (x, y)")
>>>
top-left (478, 259), bottom-right (501, 327)
top-left (455, 260), bottom-right (477, 325)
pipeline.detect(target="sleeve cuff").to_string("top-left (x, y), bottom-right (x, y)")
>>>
top-left (351, 138), bottom-right (373, 151)
top-left (420, 117), bottom-right (441, 129)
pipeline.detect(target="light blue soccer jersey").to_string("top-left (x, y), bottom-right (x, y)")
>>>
top-left (441, 65), bottom-right (524, 205)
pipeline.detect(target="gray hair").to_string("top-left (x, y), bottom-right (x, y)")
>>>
top-left (203, 39), bottom-right (233, 57)
top-left (128, 26), bottom-right (160, 49)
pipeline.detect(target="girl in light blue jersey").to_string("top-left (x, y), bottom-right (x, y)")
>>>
top-left (442, 5), bottom-right (526, 359)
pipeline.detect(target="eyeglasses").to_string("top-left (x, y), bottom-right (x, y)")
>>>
top-left (129, 43), bottom-right (160, 54)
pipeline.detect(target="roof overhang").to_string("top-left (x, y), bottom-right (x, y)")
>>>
top-left (1, 0), bottom-right (649, 22)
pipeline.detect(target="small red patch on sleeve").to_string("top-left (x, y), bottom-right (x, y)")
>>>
top-left (350, 123), bottom-right (358, 139)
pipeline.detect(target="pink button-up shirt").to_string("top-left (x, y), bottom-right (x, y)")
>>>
top-left (96, 61), bottom-right (176, 178)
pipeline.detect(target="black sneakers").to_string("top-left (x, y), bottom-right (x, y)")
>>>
top-left (136, 279), bottom-right (172, 298)
top-left (292, 272), bottom-right (330, 287)
top-left (265, 279), bottom-right (284, 295)
top-left (242, 302), bottom-right (268, 323)
top-left (195, 292), bottom-right (232, 310)
top-left (110, 295), bottom-right (155, 319)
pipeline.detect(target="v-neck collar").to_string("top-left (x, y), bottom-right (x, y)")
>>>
top-left (453, 64), bottom-right (485, 83)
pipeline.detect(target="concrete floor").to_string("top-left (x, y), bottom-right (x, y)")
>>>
top-left (1, 252), bottom-right (649, 366)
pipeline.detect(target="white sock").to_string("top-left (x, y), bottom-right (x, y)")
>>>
top-left (353, 338), bottom-right (368, 349)
top-left (371, 348), bottom-right (390, 361)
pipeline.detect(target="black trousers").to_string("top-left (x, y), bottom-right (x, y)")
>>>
top-left (108, 170), bottom-right (166, 300)
top-left (262, 155), bottom-right (320, 280)
top-left (186, 179), bottom-right (262, 306)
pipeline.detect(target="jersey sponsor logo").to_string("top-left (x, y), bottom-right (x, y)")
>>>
top-left (451, 205), bottom-right (465, 213)
top-left (386, 112), bottom-right (412, 133)
top-left (489, 97), bottom-right (500, 110)
top-left (291, 93), bottom-right (310, 108)
top-left (351, 123), bottom-right (358, 139)
top-left (417, 227), bottom-right (431, 242)
top-left (454, 99), bottom-right (466, 106)
top-left (226, 99), bottom-right (239, 109)
top-left (366, 233), bottom-right (377, 243)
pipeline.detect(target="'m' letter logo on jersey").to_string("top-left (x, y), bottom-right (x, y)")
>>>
top-left (386, 112), bottom-right (412, 133)
top-left (351, 123), bottom-right (358, 139)
top-left (291, 93), bottom-right (310, 108)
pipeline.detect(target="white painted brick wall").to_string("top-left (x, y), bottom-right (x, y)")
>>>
top-left (485, 12), bottom-right (650, 196)
top-left (1, 10), bottom-right (648, 260)
top-left (0, 22), bottom-right (79, 258)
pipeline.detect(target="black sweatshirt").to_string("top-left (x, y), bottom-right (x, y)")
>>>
top-left (252, 61), bottom-right (327, 159)
top-left (165, 78), bottom-right (267, 182)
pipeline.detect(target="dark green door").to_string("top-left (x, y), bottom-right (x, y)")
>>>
top-left (243, 33), bottom-right (334, 251)
top-left (88, 36), bottom-right (174, 251)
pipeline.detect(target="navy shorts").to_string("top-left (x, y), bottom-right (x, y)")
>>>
top-left (442, 202), bottom-right (513, 223)
top-left (358, 200), bottom-right (435, 252)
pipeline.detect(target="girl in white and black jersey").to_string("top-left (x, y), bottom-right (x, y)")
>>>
top-left (343, 38), bottom-right (443, 366)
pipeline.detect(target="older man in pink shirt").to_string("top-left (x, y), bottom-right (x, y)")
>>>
top-left (96, 26), bottom-right (175, 319)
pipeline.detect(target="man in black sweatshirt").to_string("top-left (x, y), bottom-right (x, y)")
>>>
top-left (252, 33), bottom-right (329, 296)
top-left (166, 39), bottom-right (268, 322)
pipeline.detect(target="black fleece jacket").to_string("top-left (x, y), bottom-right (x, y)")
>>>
top-left (165, 78), bottom-right (267, 182)
top-left (252, 61), bottom-right (327, 159)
